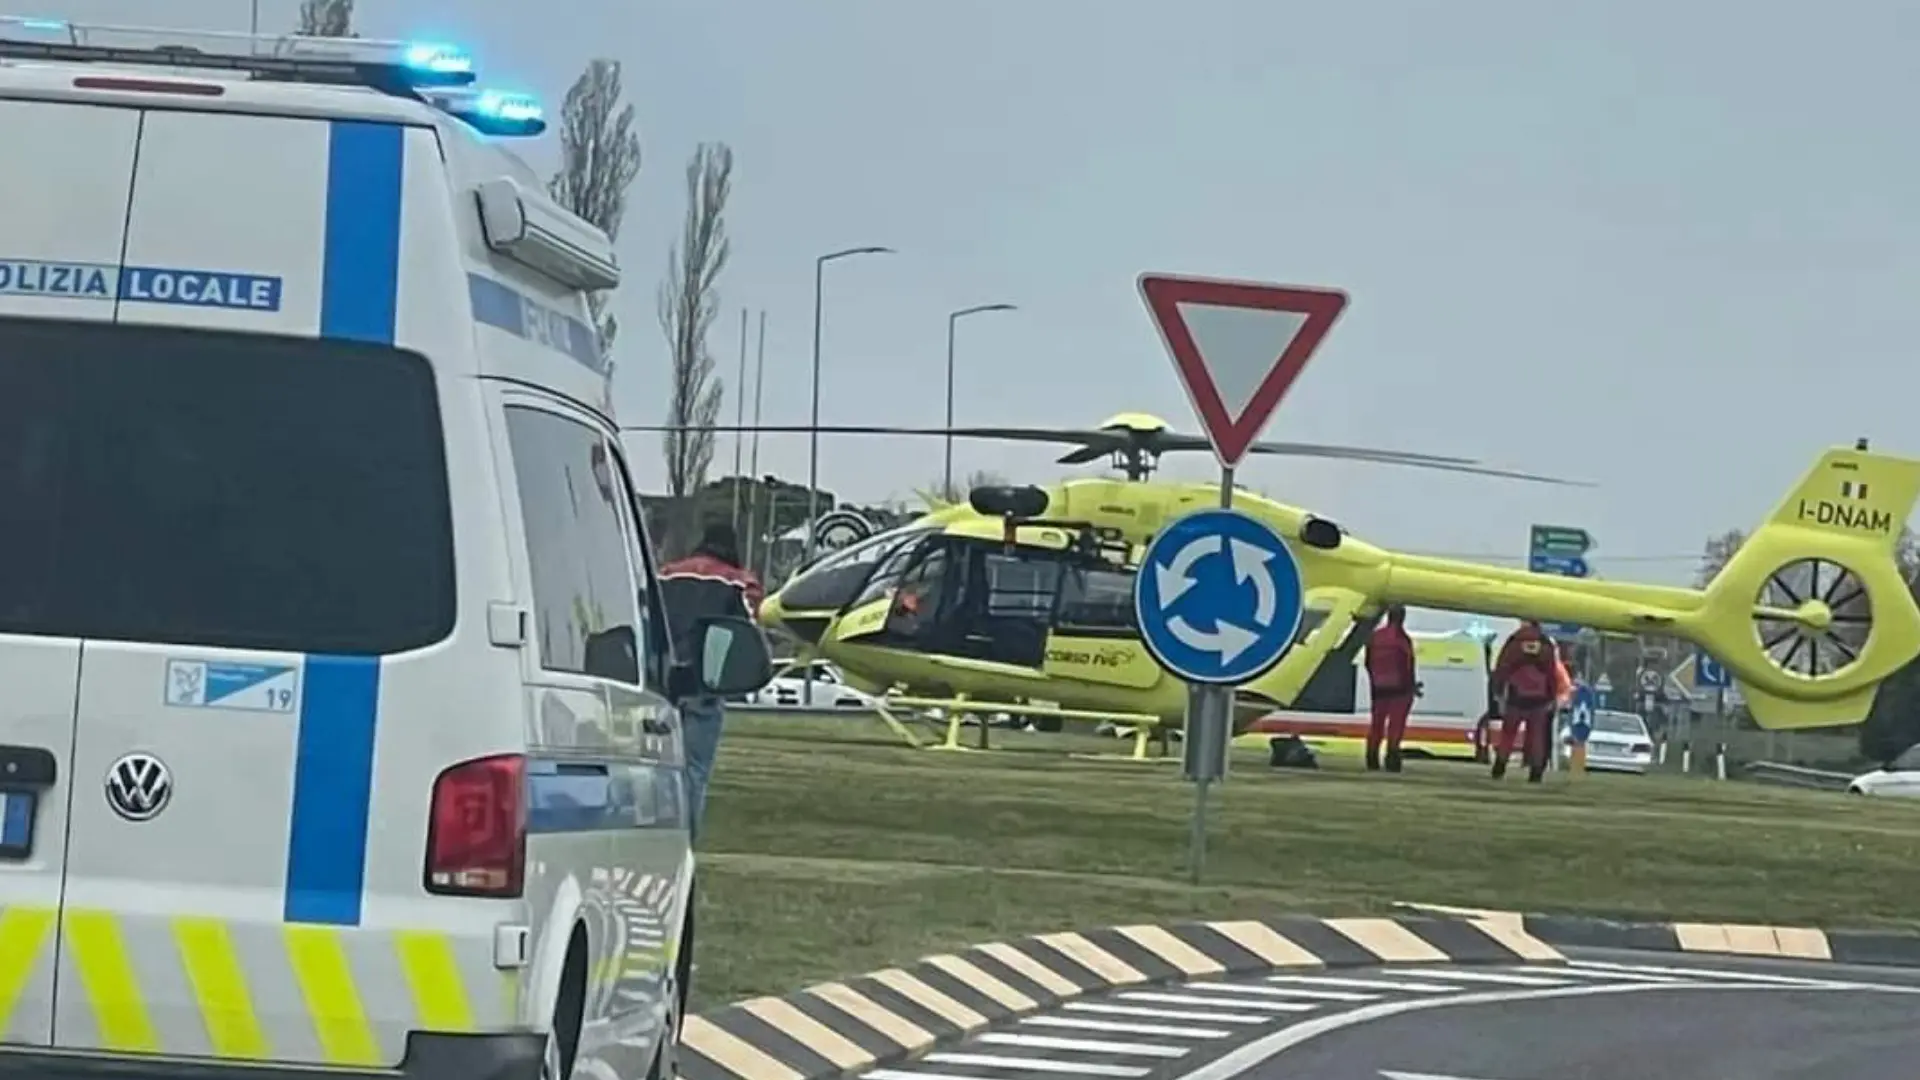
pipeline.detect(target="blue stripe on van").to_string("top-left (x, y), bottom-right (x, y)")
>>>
top-left (466, 272), bottom-right (606, 373)
top-left (283, 122), bottom-right (402, 926)
top-left (318, 121), bottom-right (404, 343)
top-left (284, 655), bottom-right (383, 925)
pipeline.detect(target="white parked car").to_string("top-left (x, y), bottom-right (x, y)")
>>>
top-left (1561, 709), bottom-right (1656, 773)
top-left (752, 660), bottom-right (877, 709)
top-left (1848, 745), bottom-right (1920, 797)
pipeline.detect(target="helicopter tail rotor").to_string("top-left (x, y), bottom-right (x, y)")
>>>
top-left (1685, 445), bottom-right (1920, 729)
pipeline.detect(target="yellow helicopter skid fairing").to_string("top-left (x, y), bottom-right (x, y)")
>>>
top-left (766, 445), bottom-right (1920, 732)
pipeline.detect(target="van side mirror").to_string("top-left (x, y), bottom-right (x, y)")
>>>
top-left (671, 616), bottom-right (774, 699)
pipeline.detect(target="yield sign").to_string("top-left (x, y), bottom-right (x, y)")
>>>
top-left (1138, 272), bottom-right (1348, 469)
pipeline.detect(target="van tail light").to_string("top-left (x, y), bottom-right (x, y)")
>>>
top-left (1630, 742), bottom-right (1653, 754)
top-left (425, 754), bottom-right (526, 898)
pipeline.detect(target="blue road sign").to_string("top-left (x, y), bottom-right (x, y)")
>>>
top-left (1135, 508), bottom-right (1305, 685)
top-left (1696, 650), bottom-right (1732, 689)
top-left (1568, 681), bottom-right (1596, 745)
top-left (1527, 552), bottom-right (1590, 577)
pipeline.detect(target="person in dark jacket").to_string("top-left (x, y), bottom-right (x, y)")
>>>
top-left (658, 521), bottom-right (764, 841)
top-left (1363, 604), bottom-right (1420, 772)
top-left (1490, 620), bottom-right (1558, 782)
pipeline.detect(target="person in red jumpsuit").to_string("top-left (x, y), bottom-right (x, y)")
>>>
top-left (1490, 620), bottom-right (1559, 782)
top-left (1363, 604), bottom-right (1420, 772)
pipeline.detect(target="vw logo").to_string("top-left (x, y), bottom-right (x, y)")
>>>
top-left (104, 753), bottom-right (172, 822)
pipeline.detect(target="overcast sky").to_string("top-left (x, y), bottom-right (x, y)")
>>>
top-left (34, 0), bottom-right (1920, 590)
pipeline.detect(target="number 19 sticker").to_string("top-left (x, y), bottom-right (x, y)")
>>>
top-left (165, 659), bottom-right (300, 714)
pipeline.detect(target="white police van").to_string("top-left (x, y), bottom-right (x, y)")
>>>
top-left (0, 15), bottom-right (772, 1080)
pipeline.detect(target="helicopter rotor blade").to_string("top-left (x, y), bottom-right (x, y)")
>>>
top-left (620, 423), bottom-right (1590, 485)
top-left (1280, 449), bottom-right (1594, 486)
top-left (620, 423), bottom-right (1115, 447)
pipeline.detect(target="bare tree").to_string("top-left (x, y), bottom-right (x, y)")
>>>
top-left (1694, 528), bottom-right (1748, 587)
top-left (296, 0), bottom-right (355, 36)
top-left (549, 60), bottom-right (642, 384)
top-left (658, 143), bottom-right (734, 505)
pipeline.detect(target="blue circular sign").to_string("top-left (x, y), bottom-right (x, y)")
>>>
top-left (1133, 508), bottom-right (1305, 685)
top-left (1568, 682), bottom-right (1596, 744)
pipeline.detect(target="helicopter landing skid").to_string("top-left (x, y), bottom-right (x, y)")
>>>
top-left (879, 693), bottom-right (1176, 761)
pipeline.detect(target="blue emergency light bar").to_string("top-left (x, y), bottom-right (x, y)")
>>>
top-left (0, 15), bottom-right (478, 91)
top-left (431, 88), bottom-right (547, 137)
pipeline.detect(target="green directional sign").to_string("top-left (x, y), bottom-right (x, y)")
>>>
top-left (1530, 524), bottom-right (1592, 555)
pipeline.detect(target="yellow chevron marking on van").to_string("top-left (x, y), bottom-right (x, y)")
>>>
top-left (173, 917), bottom-right (270, 1058)
top-left (65, 909), bottom-right (159, 1052)
top-left (0, 906), bottom-right (56, 1032)
top-left (285, 926), bottom-right (380, 1066)
top-left (395, 932), bottom-right (474, 1033)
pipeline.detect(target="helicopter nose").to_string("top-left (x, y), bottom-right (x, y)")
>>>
top-left (757, 591), bottom-right (788, 631)
top-left (757, 590), bottom-right (830, 645)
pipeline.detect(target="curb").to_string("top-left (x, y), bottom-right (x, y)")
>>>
top-left (679, 914), bottom-right (1563, 1080)
top-left (1395, 902), bottom-right (1920, 969)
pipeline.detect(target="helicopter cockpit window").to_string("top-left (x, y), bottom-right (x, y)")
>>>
top-left (984, 554), bottom-right (1060, 618)
top-left (777, 525), bottom-right (932, 613)
top-left (851, 530), bottom-right (935, 609)
top-left (1055, 565), bottom-right (1137, 636)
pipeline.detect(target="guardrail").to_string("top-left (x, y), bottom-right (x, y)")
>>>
top-left (1743, 760), bottom-right (1855, 791)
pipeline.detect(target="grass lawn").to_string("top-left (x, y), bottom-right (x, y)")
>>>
top-left (690, 710), bottom-right (1920, 1010)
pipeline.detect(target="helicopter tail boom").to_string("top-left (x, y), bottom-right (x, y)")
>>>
top-left (1371, 446), bottom-right (1920, 729)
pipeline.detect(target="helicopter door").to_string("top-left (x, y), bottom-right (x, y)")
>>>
top-left (1289, 606), bottom-right (1372, 712)
top-left (955, 545), bottom-right (1061, 668)
top-left (1046, 563), bottom-right (1161, 689)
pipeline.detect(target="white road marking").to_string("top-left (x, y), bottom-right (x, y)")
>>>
top-left (1165, 979), bottom-right (1847, 1080)
top-left (1178, 981), bottom-right (1373, 1003)
top-left (925, 1051), bottom-right (1151, 1076)
top-left (1566, 960), bottom-right (1847, 987)
top-left (1064, 1001), bottom-right (1270, 1024)
top-left (1265, 974), bottom-right (1459, 994)
top-left (1403, 968), bottom-right (1569, 987)
top-left (1118, 991), bottom-right (1316, 1013)
top-left (1530, 964), bottom-right (1687, 983)
top-left (977, 1032), bottom-right (1192, 1057)
top-left (1022, 1015), bottom-right (1233, 1039)
top-left (868, 1071), bottom-right (1024, 1080)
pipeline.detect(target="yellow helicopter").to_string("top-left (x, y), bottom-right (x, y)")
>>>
top-left (635, 414), bottom-right (1920, 733)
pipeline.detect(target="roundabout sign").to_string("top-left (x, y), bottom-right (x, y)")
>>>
top-left (1134, 508), bottom-right (1305, 685)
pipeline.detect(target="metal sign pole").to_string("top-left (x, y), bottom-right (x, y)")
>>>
top-left (1184, 465), bottom-right (1237, 883)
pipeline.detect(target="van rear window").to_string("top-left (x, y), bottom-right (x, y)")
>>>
top-left (0, 318), bottom-right (455, 655)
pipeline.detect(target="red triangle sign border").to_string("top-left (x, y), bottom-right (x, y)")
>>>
top-left (1138, 273), bottom-right (1349, 470)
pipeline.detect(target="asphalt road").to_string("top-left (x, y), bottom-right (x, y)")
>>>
top-left (860, 948), bottom-right (1920, 1080)
top-left (1180, 949), bottom-right (1920, 1080)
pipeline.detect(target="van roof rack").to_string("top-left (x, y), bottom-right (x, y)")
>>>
top-left (0, 14), bottom-right (476, 99)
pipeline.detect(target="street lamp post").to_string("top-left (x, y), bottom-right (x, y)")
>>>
top-left (805, 245), bottom-right (894, 571)
top-left (944, 303), bottom-right (1017, 497)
